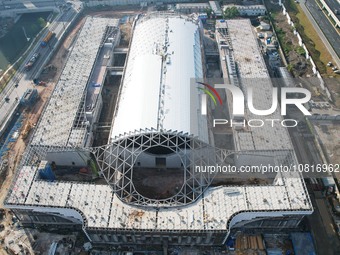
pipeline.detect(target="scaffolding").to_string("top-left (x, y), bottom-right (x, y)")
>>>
top-left (31, 17), bottom-right (120, 148)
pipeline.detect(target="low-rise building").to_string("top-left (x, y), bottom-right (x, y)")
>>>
top-left (209, 1), bottom-right (223, 16)
top-left (175, 3), bottom-right (210, 14)
top-left (223, 4), bottom-right (267, 16)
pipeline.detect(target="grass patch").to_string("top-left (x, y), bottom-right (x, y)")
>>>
top-left (0, 12), bottom-right (51, 70)
top-left (286, 0), bottom-right (299, 13)
top-left (275, 27), bottom-right (286, 45)
top-left (296, 46), bottom-right (306, 56)
top-left (0, 68), bottom-right (16, 93)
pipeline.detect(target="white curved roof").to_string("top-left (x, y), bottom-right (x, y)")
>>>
top-left (110, 15), bottom-right (208, 143)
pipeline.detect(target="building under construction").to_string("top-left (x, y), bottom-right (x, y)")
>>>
top-left (4, 14), bottom-right (313, 248)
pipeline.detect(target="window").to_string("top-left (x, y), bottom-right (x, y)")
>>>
top-left (156, 157), bottom-right (166, 167)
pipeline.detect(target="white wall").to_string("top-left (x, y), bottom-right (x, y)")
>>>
top-left (46, 150), bottom-right (90, 166)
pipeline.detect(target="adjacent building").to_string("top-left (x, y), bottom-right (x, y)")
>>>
top-left (175, 3), bottom-right (210, 14)
top-left (223, 4), bottom-right (267, 16)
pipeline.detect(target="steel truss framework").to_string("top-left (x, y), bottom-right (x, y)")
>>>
top-left (91, 130), bottom-right (232, 207)
top-left (5, 131), bottom-right (299, 209)
top-left (91, 130), bottom-right (297, 207)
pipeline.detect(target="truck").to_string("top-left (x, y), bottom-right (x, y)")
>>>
top-left (40, 31), bottom-right (55, 48)
top-left (24, 52), bottom-right (40, 71)
top-left (20, 88), bottom-right (38, 106)
top-left (322, 176), bottom-right (336, 196)
top-left (33, 78), bottom-right (46, 86)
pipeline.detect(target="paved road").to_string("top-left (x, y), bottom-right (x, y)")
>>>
top-left (0, 3), bottom-right (82, 135)
top-left (302, 0), bottom-right (340, 66)
top-left (307, 192), bottom-right (340, 255)
top-left (325, 0), bottom-right (340, 16)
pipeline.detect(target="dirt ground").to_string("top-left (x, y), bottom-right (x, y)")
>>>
top-left (0, 226), bottom-right (76, 255)
top-left (93, 75), bottom-right (121, 146)
top-left (325, 77), bottom-right (340, 108)
top-left (266, 0), bottom-right (321, 78)
top-left (272, 11), bottom-right (313, 77)
top-left (313, 121), bottom-right (340, 168)
top-left (133, 167), bottom-right (184, 199)
top-left (120, 23), bottom-right (132, 47)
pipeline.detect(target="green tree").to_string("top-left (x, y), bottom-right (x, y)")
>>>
top-left (287, 63), bottom-right (294, 72)
top-left (37, 17), bottom-right (46, 28)
top-left (223, 7), bottom-right (239, 19)
top-left (296, 46), bottom-right (306, 56)
top-left (206, 8), bottom-right (213, 17)
top-left (30, 24), bottom-right (38, 33)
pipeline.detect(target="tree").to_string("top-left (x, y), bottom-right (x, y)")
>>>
top-left (30, 24), bottom-right (38, 33)
top-left (223, 7), bottom-right (239, 19)
top-left (206, 8), bottom-right (213, 17)
top-left (296, 46), bottom-right (306, 56)
top-left (37, 17), bottom-right (46, 28)
top-left (287, 63), bottom-right (294, 72)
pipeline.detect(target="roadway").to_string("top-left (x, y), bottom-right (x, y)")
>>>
top-left (307, 191), bottom-right (340, 255)
top-left (0, 2), bottom-right (82, 136)
top-left (302, 0), bottom-right (340, 65)
top-left (324, 0), bottom-right (340, 17)
top-left (288, 110), bottom-right (340, 254)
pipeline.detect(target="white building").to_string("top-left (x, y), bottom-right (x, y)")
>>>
top-left (258, 21), bottom-right (271, 30)
top-left (223, 4), bottom-right (267, 16)
top-left (209, 1), bottom-right (223, 16)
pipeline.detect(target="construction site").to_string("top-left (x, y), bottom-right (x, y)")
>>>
top-left (0, 10), bottom-right (315, 254)
top-left (0, 8), bottom-right (133, 254)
